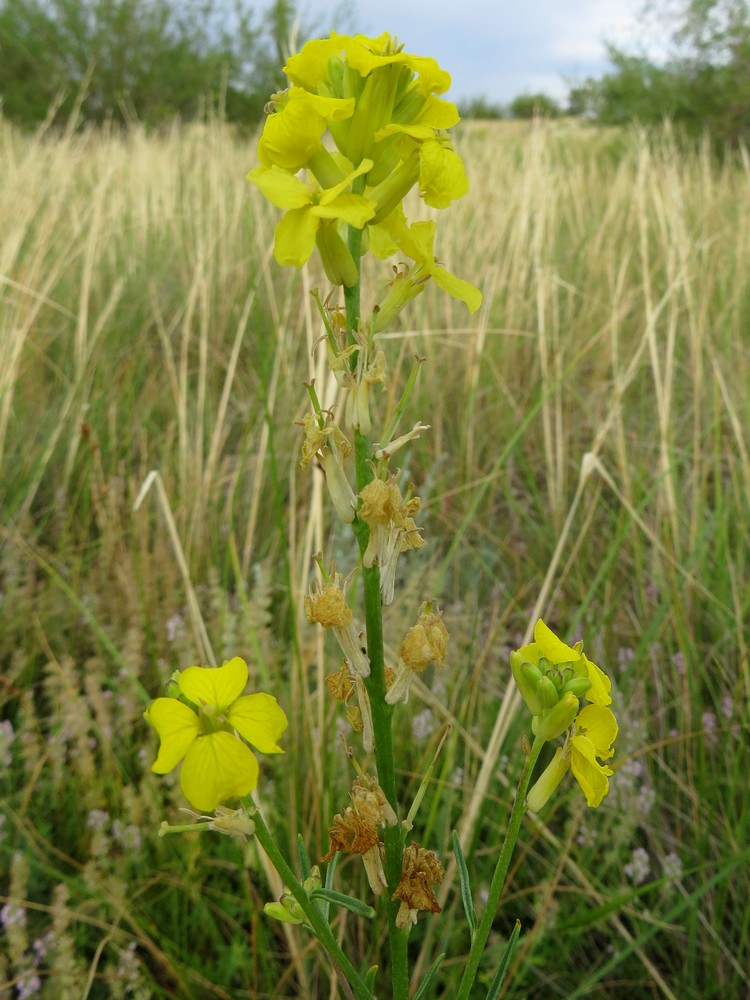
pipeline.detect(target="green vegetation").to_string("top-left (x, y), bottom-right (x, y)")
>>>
top-left (1, 118), bottom-right (749, 997)
top-left (573, 0), bottom-right (750, 146)
top-left (0, 0), bottom-right (300, 128)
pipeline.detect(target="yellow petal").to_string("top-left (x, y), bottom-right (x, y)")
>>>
top-left (258, 101), bottom-right (325, 171)
top-left (247, 166), bottom-right (312, 210)
top-left (583, 653), bottom-right (612, 706)
top-left (375, 123), bottom-right (435, 142)
top-left (319, 158), bottom-right (374, 205)
top-left (570, 735), bottom-right (613, 808)
top-left (180, 732), bottom-right (259, 812)
top-left (274, 206), bottom-right (319, 268)
top-left (258, 90), bottom-right (356, 171)
top-left (145, 698), bottom-right (200, 774)
top-left (533, 619), bottom-right (580, 665)
top-left (313, 194), bottom-right (376, 228)
top-left (576, 704), bottom-right (618, 759)
top-left (432, 266), bottom-right (483, 313)
top-left (284, 35), bottom-right (340, 90)
top-left (303, 91), bottom-right (356, 122)
top-left (515, 641), bottom-right (541, 667)
top-left (179, 657), bottom-right (248, 710)
top-left (414, 95), bottom-right (460, 129)
top-left (419, 140), bottom-right (469, 209)
top-left (229, 693), bottom-right (288, 753)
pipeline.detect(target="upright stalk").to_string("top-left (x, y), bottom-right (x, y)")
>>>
top-left (344, 214), bottom-right (409, 1000)
top-left (455, 733), bottom-right (546, 1000)
top-left (252, 806), bottom-right (372, 1000)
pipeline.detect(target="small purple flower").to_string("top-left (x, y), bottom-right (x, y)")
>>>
top-left (721, 695), bottom-right (733, 720)
top-left (624, 847), bottom-right (651, 886)
top-left (1, 902), bottom-right (26, 929)
top-left (33, 930), bottom-right (55, 962)
top-left (672, 651), bottom-right (686, 676)
top-left (662, 852), bottom-right (683, 879)
top-left (16, 972), bottom-right (42, 1000)
top-left (87, 809), bottom-right (110, 833)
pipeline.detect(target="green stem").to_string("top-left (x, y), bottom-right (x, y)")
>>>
top-left (252, 805), bottom-right (372, 1000)
top-left (344, 214), bottom-right (410, 1000)
top-left (454, 733), bottom-right (546, 1000)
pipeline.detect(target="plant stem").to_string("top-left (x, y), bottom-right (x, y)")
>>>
top-left (344, 214), bottom-right (410, 1000)
top-left (454, 733), bottom-right (546, 1000)
top-left (252, 805), bottom-right (372, 1000)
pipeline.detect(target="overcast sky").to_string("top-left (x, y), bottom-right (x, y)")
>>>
top-left (298, 0), bottom-right (659, 104)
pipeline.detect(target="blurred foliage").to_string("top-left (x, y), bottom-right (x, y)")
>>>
top-left (0, 0), bottom-right (302, 128)
top-left (508, 92), bottom-right (562, 119)
top-left (571, 0), bottom-right (750, 146)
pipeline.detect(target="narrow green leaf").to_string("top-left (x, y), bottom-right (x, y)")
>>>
top-left (412, 952), bottom-right (446, 1000)
top-left (322, 851), bottom-right (339, 922)
top-left (364, 966), bottom-right (378, 993)
top-left (452, 830), bottom-right (477, 935)
top-left (296, 834), bottom-right (311, 880)
top-left (486, 919), bottom-right (521, 1000)
top-left (310, 888), bottom-right (376, 919)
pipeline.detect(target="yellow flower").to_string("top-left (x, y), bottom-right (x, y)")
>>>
top-left (371, 206), bottom-right (482, 314)
top-left (145, 657), bottom-right (287, 812)
top-left (569, 703), bottom-right (618, 806)
top-left (527, 703), bottom-right (618, 811)
top-left (284, 32), bottom-right (451, 97)
top-left (258, 88), bottom-right (355, 171)
top-left (516, 618), bottom-right (612, 707)
top-left (247, 160), bottom-right (376, 281)
top-left (374, 124), bottom-right (468, 208)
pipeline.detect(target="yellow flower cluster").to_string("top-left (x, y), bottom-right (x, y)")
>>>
top-left (511, 620), bottom-right (618, 809)
top-left (247, 31), bottom-right (481, 315)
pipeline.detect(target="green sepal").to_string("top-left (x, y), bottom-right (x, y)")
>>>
top-left (310, 888), bottom-right (376, 919)
top-left (486, 919), bottom-right (521, 999)
top-left (452, 830), bottom-right (477, 936)
top-left (412, 952), bottom-right (446, 1000)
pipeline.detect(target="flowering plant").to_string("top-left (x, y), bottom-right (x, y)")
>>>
top-left (143, 30), bottom-right (616, 1000)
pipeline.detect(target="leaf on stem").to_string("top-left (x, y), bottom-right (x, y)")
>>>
top-left (452, 830), bottom-right (477, 936)
top-left (311, 888), bottom-right (377, 919)
top-left (412, 952), bottom-right (446, 1000)
top-left (486, 919), bottom-right (521, 1000)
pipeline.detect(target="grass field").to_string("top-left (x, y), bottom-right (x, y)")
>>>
top-left (1, 115), bottom-right (749, 999)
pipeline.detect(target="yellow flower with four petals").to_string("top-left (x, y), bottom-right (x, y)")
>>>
top-left (145, 657), bottom-right (287, 812)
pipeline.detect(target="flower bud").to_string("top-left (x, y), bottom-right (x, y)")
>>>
top-left (510, 651), bottom-right (544, 716)
top-left (537, 676), bottom-right (560, 711)
top-left (316, 225), bottom-right (359, 288)
top-left (264, 901), bottom-right (305, 925)
top-left (526, 746), bottom-right (571, 813)
top-left (536, 692), bottom-right (579, 741)
top-left (561, 676), bottom-right (592, 698)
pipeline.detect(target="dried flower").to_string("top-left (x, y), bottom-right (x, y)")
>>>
top-left (392, 842), bottom-right (445, 929)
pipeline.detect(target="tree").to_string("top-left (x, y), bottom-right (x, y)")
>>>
top-left (0, 0), bottom-right (303, 128)
top-left (509, 92), bottom-right (561, 119)
top-left (572, 0), bottom-right (750, 145)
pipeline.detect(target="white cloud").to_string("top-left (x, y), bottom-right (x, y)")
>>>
top-left (299, 0), bottom-right (658, 101)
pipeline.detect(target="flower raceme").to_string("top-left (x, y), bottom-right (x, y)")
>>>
top-left (145, 657), bottom-right (287, 812)
top-left (510, 619), bottom-right (618, 808)
top-left (247, 31), bottom-right (481, 315)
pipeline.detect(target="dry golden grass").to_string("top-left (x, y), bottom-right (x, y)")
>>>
top-left (1, 116), bottom-right (748, 998)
